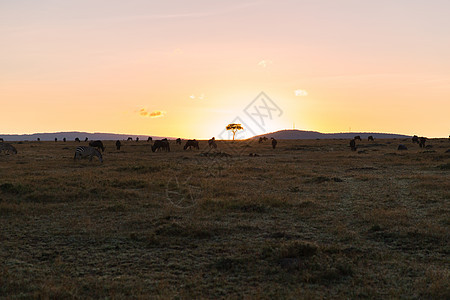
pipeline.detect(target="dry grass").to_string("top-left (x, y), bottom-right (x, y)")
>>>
top-left (0, 138), bottom-right (449, 298)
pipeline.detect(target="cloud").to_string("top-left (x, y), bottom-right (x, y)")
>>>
top-left (138, 108), bottom-right (165, 118)
top-left (189, 93), bottom-right (205, 100)
top-left (258, 60), bottom-right (273, 68)
top-left (294, 89), bottom-right (308, 96)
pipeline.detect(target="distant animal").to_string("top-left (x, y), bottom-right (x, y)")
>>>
top-left (74, 146), bottom-right (103, 162)
top-left (208, 137), bottom-right (217, 149)
top-left (147, 137), bottom-right (153, 142)
top-left (152, 140), bottom-right (170, 152)
top-left (368, 136), bottom-right (374, 141)
top-left (75, 137), bottom-right (81, 142)
top-left (271, 138), bottom-right (277, 149)
top-left (84, 137), bottom-right (88, 142)
top-left (176, 138), bottom-right (182, 145)
top-left (127, 137), bottom-right (133, 141)
top-left (116, 140), bottom-right (121, 150)
top-left (397, 144), bottom-right (408, 151)
top-left (63, 138), bottom-right (66, 142)
top-left (37, 138), bottom-right (41, 142)
top-left (54, 138), bottom-right (58, 142)
top-left (0, 138), bottom-right (3, 142)
top-left (184, 140), bottom-right (199, 150)
top-left (136, 137), bottom-right (139, 142)
top-left (412, 135), bottom-right (419, 144)
top-left (258, 137), bottom-right (268, 144)
top-left (89, 140), bottom-right (105, 152)
top-left (0, 143), bottom-right (17, 154)
top-left (419, 137), bottom-right (427, 148)
top-left (350, 139), bottom-right (357, 151)
top-left (354, 136), bottom-right (361, 141)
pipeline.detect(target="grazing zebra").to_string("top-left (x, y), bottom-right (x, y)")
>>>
top-left (208, 137), bottom-right (217, 149)
top-left (176, 138), bottom-right (182, 145)
top-left (89, 140), bottom-right (105, 152)
top-left (354, 136), bottom-right (361, 141)
top-left (116, 140), bottom-right (121, 150)
top-left (184, 140), bottom-right (199, 150)
top-left (368, 136), bottom-right (374, 141)
top-left (0, 143), bottom-right (17, 154)
top-left (152, 140), bottom-right (170, 152)
top-left (271, 137), bottom-right (277, 149)
top-left (74, 146), bottom-right (103, 162)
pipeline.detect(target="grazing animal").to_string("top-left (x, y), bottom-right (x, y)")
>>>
top-left (63, 138), bottom-right (66, 142)
top-left (184, 140), bottom-right (199, 150)
top-left (136, 137), bottom-right (139, 142)
top-left (208, 137), bottom-right (217, 149)
top-left (397, 144), bottom-right (408, 151)
top-left (350, 139), bottom-right (357, 151)
top-left (258, 137), bottom-right (268, 143)
top-left (368, 136), bottom-right (374, 141)
top-left (271, 137), bottom-right (277, 149)
top-left (147, 137), bottom-right (152, 142)
top-left (89, 140), bottom-right (105, 152)
top-left (176, 138), bottom-right (182, 145)
top-left (116, 140), bottom-right (121, 150)
top-left (152, 140), bottom-right (170, 152)
top-left (37, 138), bottom-right (40, 142)
top-left (419, 137), bottom-right (427, 148)
top-left (0, 138), bottom-right (3, 142)
top-left (55, 138), bottom-right (58, 142)
top-left (412, 135), bottom-right (419, 144)
top-left (84, 137), bottom-right (88, 142)
top-left (354, 136), bottom-right (361, 141)
top-left (75, 137), bottom-right (81, 142)
top-left (127, 137), bottom-right (133, 141)
top-left (74, 146), bottom-right (103, 162)
top-left (0, 143), bottom-right (18, 154)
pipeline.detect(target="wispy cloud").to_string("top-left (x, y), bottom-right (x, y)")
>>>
top-left (138, 108), bottom-right (166, 118)
top-left (189, 93), bottom-right (205, 100)
top-left (258, 60), bottom-right (273, 68)
top-left (294, 89), bottom-right (308, 96)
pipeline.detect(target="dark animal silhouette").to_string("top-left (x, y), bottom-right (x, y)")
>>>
top-left (184, 140), bottom-right (199, 150)
top-left (412, 135), bottom-right (419, 144)
top-left (208, 137), bottom-right (217, 149)
top-left (127, 137), bottom-right (133, 141)
top-left (89, 140), bottom-right (105, 152)
top-left (350, 139), bottom-right (357, 151)
top-left (368, 136), bottom-right (374, 141)
top-left (271, 138), bottom-right (277, 149)
top-left (152, 140), bottom-right (170, 152)
top-left (37, 138), bottom-right (40, 142)
top-left (147, 137), bottom-right (152, 142)
top-left (354, 136), bottom-right (361, 141)
top-left (419, 137), bottom-right (427, 148)
top-left (75, 137), bottom-right (80, 142)
top-left (54, 138), bottom-right (57, 142)
top-left (136, 137), bottom-right (139, 142)
top-left (0, 138), bottom-right (3, 142)
top-left (84, 137), bottom-right (88, 142)
top-left (258, 137), bottom-right (268, 144)
top-left (63, 138), bottom-right (66, 142)
top-left (398, 144), bottom-right (408, 151)
top-left (176, 138), bottom-right (182, 145)
top-left (116, 140), bottom-right (121, 150)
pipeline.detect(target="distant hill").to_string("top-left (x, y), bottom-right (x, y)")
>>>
top-left (251, 129), bottom-right (410, 140)
top-left (0, 131), bottom-right (171, 142)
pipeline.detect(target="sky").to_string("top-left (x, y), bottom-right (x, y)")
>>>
top-left (1, 0), bottom-right (449, 139)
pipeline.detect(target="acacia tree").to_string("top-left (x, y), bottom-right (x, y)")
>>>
top-left (226, 123), bottom-right (244, 140)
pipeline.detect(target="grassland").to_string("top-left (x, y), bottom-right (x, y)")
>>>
top-left (0, 138), bottom-right (449, 299)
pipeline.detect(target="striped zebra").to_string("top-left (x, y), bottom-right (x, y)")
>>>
top-left (74, 146), bottom-right (103, 163)
top-left (0, 143), bottom-right (17, 154)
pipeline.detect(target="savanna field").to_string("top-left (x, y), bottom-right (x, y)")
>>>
top-left (0, 138), bottom-right (449, 299)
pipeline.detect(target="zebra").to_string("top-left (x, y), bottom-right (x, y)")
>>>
top-left (0, 143), bottom-right (17, 154)
top-left (74, 146), bottom-right (103, 163)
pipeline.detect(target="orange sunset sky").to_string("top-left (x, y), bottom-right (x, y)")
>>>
top-left (1, 0), bottom-right (449, 139)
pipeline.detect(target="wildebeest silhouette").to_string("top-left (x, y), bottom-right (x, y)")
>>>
top-left (127, 137), bottom-right (133, 141)
top-left (116, 140), bottom-right (121, 150)
top-left (63, 138), bottom-right (66, 142)
top-left (37, 138), bottom-right (40, 142)
top-left (136, 137), bottom-right (139, 142)
top-left (84, 137), bottom-right (88, 142)
top-left (412, 135), bottom-right (419, 144)
top-left (368, 136), bottom-right (374, 141)
top-left (419, 137), bottom-right (427, 148)
top-left (176, 138), bottom-right (182, 145)
top-left (147, 137), bottom-right (152, 142)
top-left (152, 140), bottom-right (170, 152)
top-left (208, 137), bottom-right (217, 149)
top-left (258, 137), bottom-right (268, 144)
top-left (89, 140), bottom-right (105, 152)
top-left (54, 138), bottom-right (57, 142)
top-left (0, 138), bottom-right (3, 142)
top-left (397, 144), bottom-right (408, 150)
top-left (75, 137), bottom-right (81, 142)
top-left (271, 138), bottom-right (277, 149)
top-left (354, 136), bottom-right (361, 141)
top-left (350, 139), bottom-right (357, 151)
top-left (184, 139), bottom-right (199, 150)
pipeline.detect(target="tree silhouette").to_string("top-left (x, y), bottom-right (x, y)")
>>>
top-left (226, 123), bottom-right (244, 140)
